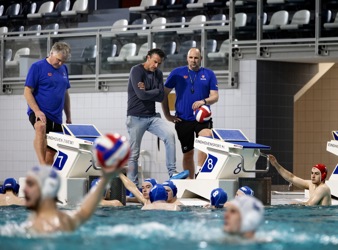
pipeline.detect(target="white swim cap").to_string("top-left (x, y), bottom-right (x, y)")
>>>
top-left (27, 166), bottom-right (61, 199)
top-left (229, 195), bottom-right (264, 233)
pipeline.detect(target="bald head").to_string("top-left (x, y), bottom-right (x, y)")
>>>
top-left (187, 48), bottom-right (202, 71)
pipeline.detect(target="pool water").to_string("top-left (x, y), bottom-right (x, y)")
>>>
top-left (1, 204), bottom-right (338, 250)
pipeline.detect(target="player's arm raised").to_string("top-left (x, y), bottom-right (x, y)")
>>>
top-left (268, 154), bottom-right (309, 190)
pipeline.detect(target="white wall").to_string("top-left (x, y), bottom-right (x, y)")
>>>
top-left (0, 60), bottom-right (257, 184)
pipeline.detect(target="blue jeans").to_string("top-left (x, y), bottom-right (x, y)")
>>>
top-left (126, 114), bottom-right (176, 186)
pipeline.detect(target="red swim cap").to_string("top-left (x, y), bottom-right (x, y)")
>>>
top-left (313, 164), bottom-right (327, 181)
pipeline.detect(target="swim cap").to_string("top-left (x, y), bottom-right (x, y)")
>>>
top-left (162, 180), bottom-right (177, 197)
top-left (0, 185), bottom-right (4, 194)
top-left (238, 186), bottom-right (254, 196)
top-left (149, 184), bottom-right (168, 203)
top-left (210, 188), bottom-right (227, 208)
top-left (144, 178), bottom-right (157, 188)
top-left (27, 166), bottom-right (61, 199)
top-left (229, 196), bottom-right (264, 233)
top-left (313, 164), bottom-right (327, 181)
top-left (3, 178), bottom-right (20, 194)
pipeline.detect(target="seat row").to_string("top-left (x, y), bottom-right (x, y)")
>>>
top-left (102, 39), bottom-right (230, 64)
top-left (0, 23), bottom-right (60, 36)
top-left (0, 0), bottom-right (88, 22)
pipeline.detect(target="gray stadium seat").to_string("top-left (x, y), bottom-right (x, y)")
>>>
top-left (0, 26), bottom-right (8, 36)
top-left (167, 40), bottom-right (197, 61)
top-left (177, 15), bottom-right (206, 35)
top-left (161, 41), bottom-right (176, 57)
top-left (5, 47), bottom-right (30, 68)
top-left (0, 3), bottom-right (20, 20)
top-left (111, 19), bottom-right (128, 37)
top-left (127, 42), bottom-right (156, 63)
top-left (107, 43), bottom-right (137, 63)
top-left (27, 24), bottom-right (42, 36)
top-left (44, 23), bottom-right (59, 35)
top-left (61, 0), bottom-right (88, 17)
top-left (324, 12), bottom-right (338, 29)
top-left (44, 0), bottom-right (70, 17)
top-left (263, 10), bottom-right (289, 31)
top-left (186, 0), bottom-right (214, 9)
top-left (280, 10), bottom-right (310, 30)
top-left (27, 1), bottom-right (54, 19)
top-left (129, 0), bottom-right (157, 12)
top-left (207, 39), bottom-right (230, 60)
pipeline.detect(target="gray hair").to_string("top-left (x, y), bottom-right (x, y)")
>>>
top-left (50, 42), bottom-right (71, 60)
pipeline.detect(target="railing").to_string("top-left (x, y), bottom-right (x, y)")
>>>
top-left (1, 0), bottom-right (338, 95)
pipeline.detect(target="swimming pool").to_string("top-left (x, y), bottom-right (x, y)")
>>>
top-left (0, 204), bottom-right (338, 250)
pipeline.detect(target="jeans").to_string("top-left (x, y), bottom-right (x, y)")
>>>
top-left (126, 114), bottom-right (176, 186)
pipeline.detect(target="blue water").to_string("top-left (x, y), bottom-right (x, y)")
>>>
top-left (1, 205), bottom-right (338, 250)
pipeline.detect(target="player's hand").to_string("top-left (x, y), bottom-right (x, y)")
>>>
top-left (268, 154), bottom-right (278, 166)
top-left (138, 82), bottom-right (145, 90)
top-left (35, 110), bottom-right (46, 123)
top-left (170, 115), bottom-right (181, 124)
top-left (192, 100), bottom-right (204, 110)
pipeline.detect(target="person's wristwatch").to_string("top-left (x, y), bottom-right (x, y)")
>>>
top-left (203, 99), bottom-right (207, 105)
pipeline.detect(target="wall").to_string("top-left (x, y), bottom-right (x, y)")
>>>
top-left (0, 60), bottom-right (257, 185)
top-left (294, 63), bottom-right (338, 180)
top-left (256, 61), bottom-right (319, 186)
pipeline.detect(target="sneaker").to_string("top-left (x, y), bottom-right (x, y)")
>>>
top-left (170, 170), bottom-right (189, 180)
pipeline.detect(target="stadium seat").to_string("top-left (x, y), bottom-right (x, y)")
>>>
top-left (280, 10), bottom-right (310, 30)
top-left (167, 0), bottom-right (194, 10)
top-left (61, 0), bottom-right (88, 17)
top-left (206, 39), bottom-right (217, 53)
top-left (186, 0), bottom-right (214, 9)
top-left (111, 19), bottom-right (128, 36)
top-left (263, 10), bottom-right (289, 31)
top-left (167, 40), bottom-right (196, 61)
top-left (27, 24), bottom-right (42, 36)
top-left (0, 3), bottom-right (20, 21)
top-left (10, 25), bottom-right (24, 36)
top-left (44, 23), bottom-right (59, 35)
top-left (167, 16), bottom-right (186, 29)
top-left (147, 0), bottom-right (176, 11)
top-left (0, 26), bottom-right (8, 36)
top-left (127, 42), bottom-right (156, 63)
top-left (177, 15), bottom-right (206, 34)
top-left (4, 49), bottom-right (12, 62)
top-left (161, 41), bottom-right (176, 57)
top-left (324, 12), bottom-right (338, 29)
top-left (207, 39), bottom-right (230, 60)
top-left (129, 0), bottom-right (157, 12)
top-left (102, 44), bottom-right (118, 62)
top-left (5, 47), bottom-right (30, 68)
top-left (107, 43), bottom-right (137, 63)
top-left (27, 1), bottom-right (54, 19)
top-left (208, 14), bottom-right (226, 32)
top-left (226, 0), bottom-right (244, 6)
top-left (13, 2), bottom-right (36, 19)
top-left (44, 0), bottom-right (70, 18)
top-left (0, 5), bottom-right (3, 17)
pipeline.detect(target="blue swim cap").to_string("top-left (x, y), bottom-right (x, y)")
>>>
top-left (239, 186), bottom-right (254, 196)
top-left (3, 178), bottom-right (20, 194)
top-left (149, 184), bottom-right (168, 203)
top-left (0, 185), bottom-right (4, 194)
top-left (210, 188), bottom-right (227, 208)
top-left (144, 178), bottom-right (157, 188)
top-left (162, 180), bottom-right (177, 197)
